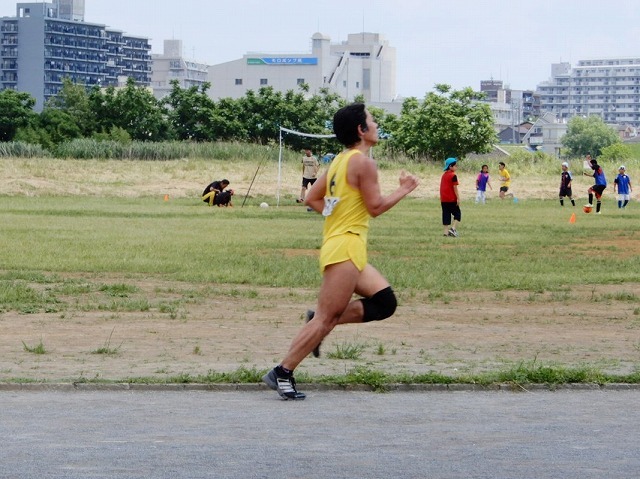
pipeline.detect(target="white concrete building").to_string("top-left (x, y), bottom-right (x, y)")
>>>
top-left (207, 32), bottom-right (396, 102)
top-left (151, 39), bottom-right (209, 99)
top-left (537, 58), bottom-right (640, 127)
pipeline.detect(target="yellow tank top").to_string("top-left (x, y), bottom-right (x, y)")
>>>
top-left (322, 149), bottom-right (370, 242)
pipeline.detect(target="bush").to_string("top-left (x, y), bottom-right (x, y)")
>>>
top-left (599, 143), bottom-right (632, 162)
top-left (91, 126), bottom-right (132, 144)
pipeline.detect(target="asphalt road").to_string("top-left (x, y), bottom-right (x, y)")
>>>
top-left (1, 387), bottom-right (639, 479)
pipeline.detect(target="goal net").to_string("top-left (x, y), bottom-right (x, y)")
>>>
top-left (277, 127), bottom-right (336, 206)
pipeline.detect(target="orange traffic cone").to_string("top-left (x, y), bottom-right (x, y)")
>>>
top-left (569, 212), bottom-right (576, 224)
top-left (164, 194), bottom-right (169, 201)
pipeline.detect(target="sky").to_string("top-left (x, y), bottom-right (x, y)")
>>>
top-left (8, 0), bottom-right (640, 98)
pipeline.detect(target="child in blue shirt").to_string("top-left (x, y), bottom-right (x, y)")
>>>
top-left (613, 165), bottom-right (632, 209)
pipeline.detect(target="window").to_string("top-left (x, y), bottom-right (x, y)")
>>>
top-left (235, 78), bottom-right (243, 85)
top-left (355, 81), bottom-right (360, 89)
top-left (343, 80), bottom-right (347, 87)
top-left (297, 78), bottom-right (305, 85)
top-left (260, 78), bottom-right (268, 85)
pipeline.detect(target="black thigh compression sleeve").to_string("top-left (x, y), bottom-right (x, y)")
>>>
top-left (361, 286), bottom-right (397, 322)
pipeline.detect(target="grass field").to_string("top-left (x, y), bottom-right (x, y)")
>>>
top-left (2, 194), bottom-right (639, 290)
top-left (1, 154), bottom-right (640, 386)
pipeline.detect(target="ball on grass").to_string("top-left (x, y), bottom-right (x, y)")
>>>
top-left (260, 202), bottom-right (269, 208)
top-left (583, 205), bottom-right (592, 214)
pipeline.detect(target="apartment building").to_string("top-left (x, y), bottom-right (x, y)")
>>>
top-left (207, 32), bottom-right (396, 103)
top-left (0, 0), bottom-right (151, 110)
top-left (151, 39), bottom-right (209, 100)
top-left (537, 58), bottom-right (640, 127)
top-left (480, 80), bottom-right (541, 121)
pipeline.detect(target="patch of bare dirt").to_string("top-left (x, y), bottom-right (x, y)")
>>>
top-left (2, 277), bottom-right (639, 382)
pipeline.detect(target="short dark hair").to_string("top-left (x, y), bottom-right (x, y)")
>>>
top-left (333, 103), bottom-right (367, 147)
top-left (499, 162), bottom-right (506, 167)
top-left (221, 179), bottom-right (229, 186)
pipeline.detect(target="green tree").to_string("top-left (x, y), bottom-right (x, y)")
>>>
top-left (38, 108), bottom-right (83, 145)
top-left (599, 142), bottom-right (631, 162)
top-left (45, 78), bottom-right (95, 136)
top-left (0, 89), bottom-right (36, 141)
top-left (561, 115), bottom-right (620, 158)
top-left (13, 125), bottom-right (53, 150)
top-left (164, 80), bottom-right (216, 141)
top-left (91, 78), bottom-right (170, 141)
top-left (209, 97), bottom-right (249, 141)
top-left (387, 84), bottom-right (497, 161)
top-left (235, 86), bottom-right (339, 151)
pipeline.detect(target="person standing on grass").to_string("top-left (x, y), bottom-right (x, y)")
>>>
top-left (583, 157), bottom-right (607, 214)
top-left (296, 148), bottom-right (320, 204)
top-left (262, 103), bottom-right (419, 400)
top-left (475, 164), bottom-right (492, 204)
top-left (559, 161), bottom-right (576, 206)
top-left (441, 157), bottom-right (461, 237)
top-left (498, 161), bottom-right (511, 199)
top-left (613, 165), bottom-right (632, 209)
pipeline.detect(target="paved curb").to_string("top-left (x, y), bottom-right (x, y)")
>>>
top-left (1, 382), bottom-right (639, 392)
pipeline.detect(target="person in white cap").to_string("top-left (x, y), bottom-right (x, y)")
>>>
top-left (613, 165), bottom-right (632, 209)
top-left (559, 161), bottom-right (575, 206)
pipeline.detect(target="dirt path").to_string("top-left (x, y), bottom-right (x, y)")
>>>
top-left (2, 278), bottom-right (638, 382)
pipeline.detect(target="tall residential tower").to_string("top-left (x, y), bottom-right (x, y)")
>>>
top-left (0, 1), bottom-right (151, 110)
top-left (537, 58), bottom-right (640, 127)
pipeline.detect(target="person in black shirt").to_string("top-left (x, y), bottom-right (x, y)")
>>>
top-left (559, 162), bottom-right (575, 206)
top-left (202, 179), bottom-right (234, 206)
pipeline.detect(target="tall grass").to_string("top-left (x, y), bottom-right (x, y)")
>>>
top-left (52, 139), bottom-right (288, 161)
top-left (0, 141), bottom-right (50, 158)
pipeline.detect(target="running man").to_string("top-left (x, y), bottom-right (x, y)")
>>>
top-left (262, 103), bottom-right (419, 400)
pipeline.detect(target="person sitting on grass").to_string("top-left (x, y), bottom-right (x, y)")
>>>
top-left (202, 179), bottom-right (234, 207)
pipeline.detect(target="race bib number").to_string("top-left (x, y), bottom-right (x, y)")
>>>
top-left (322, 197), bottom-right (340, 217)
